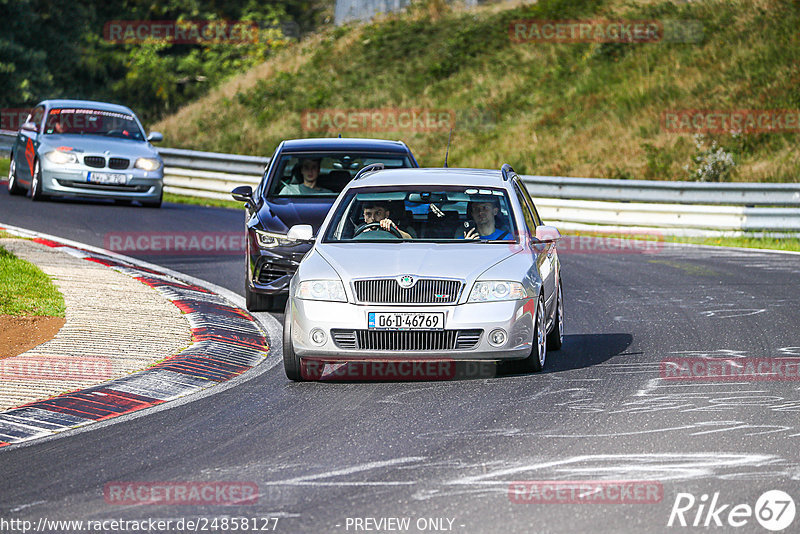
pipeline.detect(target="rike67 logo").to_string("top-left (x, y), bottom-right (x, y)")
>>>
top-left (668, 490), bottom-right (795, 531)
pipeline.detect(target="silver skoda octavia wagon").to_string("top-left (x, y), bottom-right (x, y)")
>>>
top-left (282, 165), bottom-right (564, 381)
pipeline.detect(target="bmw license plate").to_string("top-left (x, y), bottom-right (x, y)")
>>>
top-left (87, 172), bottom-right (128, 185)
top-left (368, 312), bottom-right (444, 330)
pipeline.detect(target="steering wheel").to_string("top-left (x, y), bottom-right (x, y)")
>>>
top-left (353, 222), bottom-right (403, 239)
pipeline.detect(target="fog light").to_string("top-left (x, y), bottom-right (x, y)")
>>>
top-left (489, 328), bottom-right (507, 347)
top-left (310, 328), bottom-right (326, 346)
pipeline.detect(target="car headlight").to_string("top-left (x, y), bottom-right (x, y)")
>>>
top-left (296, 280), bottom-right (347, 302)
top-left (468, 281), bottom-right (527, 302)
top-left (44, 149), bottom-right (78, 164)
top-left (134, 157), bottom-right (161, 171)
top-left (254, 229), bottom-right (295, 248)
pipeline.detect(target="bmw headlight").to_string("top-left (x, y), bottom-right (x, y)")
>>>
top-left (468, 281), bottom-right (527, 302)
top-left (254, 229), bottom-right (295, 248)
top-left (134, 157), bottom-right (161, 171)
top-left (44, 149), bottom-right (78, 164)
top-left (297, 280), bottom-right (347, 302)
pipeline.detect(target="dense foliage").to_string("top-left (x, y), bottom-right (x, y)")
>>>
top-left (0, 0), bottom-right (331, 122)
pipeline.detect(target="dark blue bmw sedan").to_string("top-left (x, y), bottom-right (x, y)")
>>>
top-left (231, 138), bottom-right (418, 311)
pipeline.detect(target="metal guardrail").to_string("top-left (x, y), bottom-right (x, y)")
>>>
top-left (0, 130), bottom-right (16, 155)
top-left (520, 175), bottom-right (800, 207)
top-left (157, 147), bottom-right (268, 200)
top-left (2, 131), bottom-right (798, 233)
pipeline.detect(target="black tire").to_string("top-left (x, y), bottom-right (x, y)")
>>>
top-left (520, 294), bottom-right (547, 373)
top-left (283, 298), bottom-right (303, 381)
top-left (29, 159), bottom-right (47, 202)
top-left (141, 189), bottom-right (162, 208)
top-left (245, 283), bottom-right (275, 312)
top-left (7, 157), bottom-right (25, 196)
top-left (546, 281), bottom-right (564, 351)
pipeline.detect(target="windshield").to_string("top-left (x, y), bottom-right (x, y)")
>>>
top-left (267, 152), bottom-right (413, 197)
top-left (43, 108), bottom-right (145, 140)
top-left (323, 186), bottom-right (518, 243)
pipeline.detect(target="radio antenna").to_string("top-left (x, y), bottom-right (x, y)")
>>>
top-left (444, 128), bottom-right (452, 168)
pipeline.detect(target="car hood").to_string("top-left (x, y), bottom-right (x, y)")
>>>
top-left (316, 243), bottom-right (518, 282)
top-left (258, 197), bottom-right (336, 234)
top-left (40, 135), bottom-right (158, 158)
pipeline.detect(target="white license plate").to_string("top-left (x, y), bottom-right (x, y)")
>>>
top-left (87, 172), bottom-right (128, 185)
top-left (368, 312), bottom-right (444, 330)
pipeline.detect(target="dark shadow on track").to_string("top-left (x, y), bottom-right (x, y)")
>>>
top-left (501, 332), bottom-right (634, 376)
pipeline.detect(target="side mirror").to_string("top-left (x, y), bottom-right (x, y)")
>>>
top-left (147, 131), bottom-right (163, 143)
top-left (287, 224), bottom-right (314, 242)
top-left (535, 225), bottom-right (562, 242)
top-left (20, 121), bottom-right (37, 133)
top-left (231, 185), bottom-right (254, 203)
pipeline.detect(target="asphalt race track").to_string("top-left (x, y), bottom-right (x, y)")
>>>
top-left (1, 192), bottom-right (799, 533)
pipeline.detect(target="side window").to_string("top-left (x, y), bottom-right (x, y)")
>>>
top-left (30, 106), bottom-right (45, 131)
top-left (517, 180), bottom-right (543, 226)
top-left (513, 182), bottom-right (537, 236)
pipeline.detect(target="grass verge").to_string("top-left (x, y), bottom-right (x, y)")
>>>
top-left (0, 245), bottom-right (66, 316)
top-left (164, 192), bottom-right (243, 210)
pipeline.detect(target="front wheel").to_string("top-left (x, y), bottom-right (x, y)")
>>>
top-left (547, 281), bottom-right (564, 351)
top-left (29, 160), bottom-right (47, 202)
top-left (245, 283), bottom-right (275, 312)
top-left (141, 189), bottom-right (162, 208)
top-left (283, 299), bottom-right (304, 381)
top-left (7, 157), bottom-right (25, 196)
top-left (520, 294), bottom-right (547, 373)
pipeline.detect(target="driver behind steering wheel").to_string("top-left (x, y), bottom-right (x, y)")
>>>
top-left (362, 201), bottom-right (415, 240)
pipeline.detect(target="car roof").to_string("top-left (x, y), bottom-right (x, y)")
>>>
top-left (280, 138), bottom-right (411, 153)
top-left (39, 99), bottom-right (136, 115)
top-left (347, 168), bottom-right (512, 189)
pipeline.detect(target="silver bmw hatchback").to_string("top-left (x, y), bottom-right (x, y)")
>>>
top-left (7, 99), bottom-right (164, 207)
top-left (283, 164), bottom-right (565, 381)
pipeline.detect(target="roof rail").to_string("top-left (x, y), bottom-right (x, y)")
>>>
top-left (500, 163), bottom-right (516, 181)
top-left (353, 162), bottom-right (385, 180)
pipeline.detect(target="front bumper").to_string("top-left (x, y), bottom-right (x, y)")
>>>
top-left (247, 234), bottom-right (310, 295)
top-left (288, 298), bottom-right (536, 361)
top-left (40, 162), bottom-right (163, 202)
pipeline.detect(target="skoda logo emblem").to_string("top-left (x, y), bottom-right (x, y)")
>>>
top-left (397, 275), bottom-right (415, 288)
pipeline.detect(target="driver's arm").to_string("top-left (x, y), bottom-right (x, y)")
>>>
top-left (379, 218), bottom-right (412, 239)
